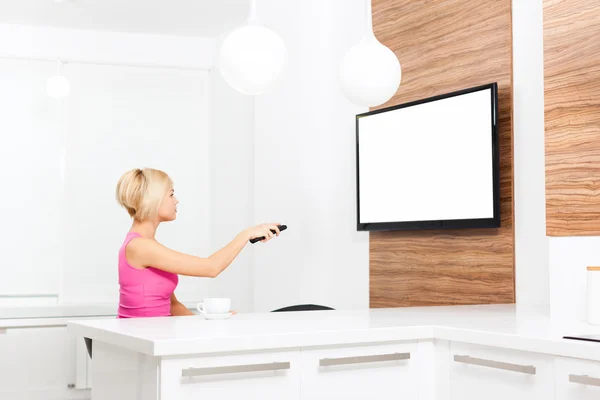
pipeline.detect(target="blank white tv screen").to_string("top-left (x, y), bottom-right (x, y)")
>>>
top-left (356, 84), bottom-right (499, 231)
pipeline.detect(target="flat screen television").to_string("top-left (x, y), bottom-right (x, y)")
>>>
top-left (356, 82), bottom-right (500, 232)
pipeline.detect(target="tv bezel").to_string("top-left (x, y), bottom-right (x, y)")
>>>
top-left (355, 82), bottom-right (501, 232)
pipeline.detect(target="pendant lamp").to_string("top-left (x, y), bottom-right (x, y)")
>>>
top-left (339, 0), bottom-right (401, 107)
top-left (46, 60), bottom-right (70, 99)
top-left (218, 0), bottom-right (287, 95)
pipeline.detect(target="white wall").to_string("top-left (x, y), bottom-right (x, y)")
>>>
top-left (207, 68), bottom-right (255, 312)
top-left (549, 237), bottom-right (600, 324)
top-left (511, 0), bottom-right (549, 308)
top-left (0, 23), bottom-right (215, 68)
top-left (0, 22), bottom-right (219, 400)
top-left (0, 58), bottom-right (63, 298)
top-left (0, 23), bottom-right (218, 307)
top-left (60, 63), bottom-right (210, 304)
top-left (252, 0), bottom-right (369, 312)
top-left (513, 0), bottom-right (599, 325)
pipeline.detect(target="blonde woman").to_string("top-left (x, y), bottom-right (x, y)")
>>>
top-left (114, 167), bottom-right (281, 318)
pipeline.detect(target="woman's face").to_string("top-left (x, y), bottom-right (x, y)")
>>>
top-left (158, 187), bottom-right (178, 222)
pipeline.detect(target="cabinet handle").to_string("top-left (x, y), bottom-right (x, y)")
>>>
top-left (319, 352), bottom-right (410, 367)
top-left (0, 324), bottom-right (66, 330)
top-left (453, 355), bottom-right (536, 375)
top-left (569, 374), bottom-right (600, 387)
top-left (182, 361), bottom-right (290, 377)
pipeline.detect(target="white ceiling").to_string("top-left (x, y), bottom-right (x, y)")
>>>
top-left (0, 0), bottom-right (251, 37)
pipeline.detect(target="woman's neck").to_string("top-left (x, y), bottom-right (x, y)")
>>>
top-left (130, 219), bottom-right (160, 239)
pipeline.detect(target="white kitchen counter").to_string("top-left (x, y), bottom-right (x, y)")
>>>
top-left (0, 301), bottom-right (198, 329)
top-left (67, 304), bottom-right (600, 361)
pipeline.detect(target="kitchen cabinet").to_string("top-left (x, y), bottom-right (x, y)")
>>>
top-left (300, 341), bottom-right (419, 400)
top-left (0, 326), bottom-right (89, 400)
top-left (159, 349), bottom-right (303, 400)
top-left (448, 342), bottom-right (554, 400)
top-left (555, 356), bottom-right (600, 400)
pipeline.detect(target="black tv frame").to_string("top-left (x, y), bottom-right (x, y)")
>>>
top-left (355, 82), bottom-right (501, 232)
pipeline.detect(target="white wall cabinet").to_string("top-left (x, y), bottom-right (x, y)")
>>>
top-left (556, 356), bottom-right (600, 399)
top-left (448, 342), bottom-right (555, 400)
top-left (300, 342), bottom-right (419, 400)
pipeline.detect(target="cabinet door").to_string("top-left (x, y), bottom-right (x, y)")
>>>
top-left (300, 341), bottom-right (419, 400)
top-left (449, 342), bottom-right (554, 400)
top-left (0, 326), bottom-right (89, 400)
top-left (160, 350), bottom-right (302, 400)
top-left (556, 356), bottom-right (600, 399)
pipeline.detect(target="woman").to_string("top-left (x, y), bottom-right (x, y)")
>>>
top-left (114, 167), bottom-right (281, 318)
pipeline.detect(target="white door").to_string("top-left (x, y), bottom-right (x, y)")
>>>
top-left (300, 341), bottom-right (419, 400)
top-left (556, 356), bottom-right (600, 399)
top-left (449, 342), bottom-right (554, 400)
top-left (160, 350), bottom-right (302, 400)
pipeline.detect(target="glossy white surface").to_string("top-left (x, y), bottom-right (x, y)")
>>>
top-left (449, 341), bottom-right (555, 400)
top-left (68, 304), bottom-right (600, 360)
top-left (0, 302), bottom-right (197, 328)
top-left (555, 356), bottom-right (600, 399)
top-left (0, 303), bottom-right (117, 321)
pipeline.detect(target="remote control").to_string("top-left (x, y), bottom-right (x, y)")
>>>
top-left (249, 224), bottom-right (287, 244)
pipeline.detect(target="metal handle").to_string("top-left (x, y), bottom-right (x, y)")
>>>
top-left (0, 324), bottom-right (66, 330)
top-left (569, 374), bottom-right (600, 387)
top-left (182, 361), bottom-right (290, 377)
top-left (454, 355), bottom-right (536, 375)
top-left (320, 352), bottom-right (410, 367)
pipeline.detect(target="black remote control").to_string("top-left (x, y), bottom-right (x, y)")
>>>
top-left (249, 225), bottom-right (287, 244)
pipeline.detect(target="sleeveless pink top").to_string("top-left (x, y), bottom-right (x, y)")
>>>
top-left (117, 232), bottom-right (178, 318)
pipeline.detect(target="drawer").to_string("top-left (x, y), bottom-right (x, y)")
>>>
top-left (160, 349), bottom-right (302, 400)
top-left (300, 341), bottom-right (419, 400)
top-left (556, 356), bottom-right (600, 400)
top-left (449, 342), bottom-right (554, 400)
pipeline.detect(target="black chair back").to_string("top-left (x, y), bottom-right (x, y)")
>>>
top-left (271, 304), bottom-right (334, 312)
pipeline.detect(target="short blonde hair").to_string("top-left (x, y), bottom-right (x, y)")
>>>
top-left (116, 168), bottom-right (173, 221)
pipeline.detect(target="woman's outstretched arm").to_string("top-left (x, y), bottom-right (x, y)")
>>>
top-left (126, 223), bottom-right (281, 278)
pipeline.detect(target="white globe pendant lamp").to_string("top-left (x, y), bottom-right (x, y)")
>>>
top-left (46, 59), bottom-right (70, 99)
top-left (339, 0), bottom-right (401, 107)
top-left (217, 0), bottom-right (287, 95)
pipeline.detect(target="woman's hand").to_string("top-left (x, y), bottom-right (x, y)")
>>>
top-left (245, 223), bottom-right (281, 243)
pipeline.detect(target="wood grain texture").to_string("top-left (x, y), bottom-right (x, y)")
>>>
top-left (544, 0), bottom-right (600, 236)
top-left (370, 0), bottom-right (514, 307)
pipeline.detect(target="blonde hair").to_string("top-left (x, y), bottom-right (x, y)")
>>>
top-left (116, 168), bottom-right (173, 221)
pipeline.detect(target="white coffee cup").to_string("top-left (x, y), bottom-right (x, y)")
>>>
top-left (197, 298), bottom-right (231, 314)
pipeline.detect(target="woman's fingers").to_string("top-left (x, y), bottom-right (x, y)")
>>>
top-left (261, 228), bottom-right (271, 242)
top-left (257, 223), bottom-right (281, 242)
top-left (264, 224), bottom-right (280, 236)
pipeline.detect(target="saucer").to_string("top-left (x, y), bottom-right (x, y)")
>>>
top-left (199, 311), bottom-right (233, 320)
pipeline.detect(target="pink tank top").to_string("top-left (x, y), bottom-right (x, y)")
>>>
top-left (117, 232), bottom-right (178, 318)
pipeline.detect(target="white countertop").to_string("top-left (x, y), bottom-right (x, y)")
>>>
top-left (67, 304), bottom-right (600, 360)
top-left (0, 302), bottom-right (198, 329)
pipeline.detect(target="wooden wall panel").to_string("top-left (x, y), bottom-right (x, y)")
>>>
top-left (544, 0), bottom-right (600, 236)
top-left (370, 0), bottom-right (514, 307)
